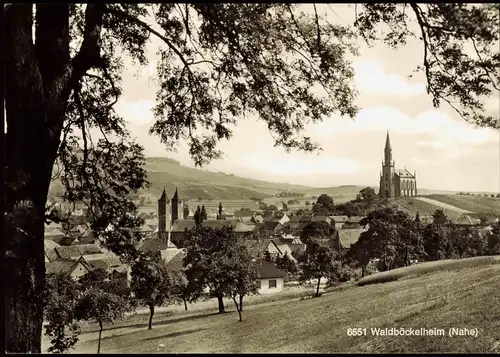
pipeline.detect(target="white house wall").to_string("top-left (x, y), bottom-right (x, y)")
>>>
top-left (258, 278), bottom-right (284, 294)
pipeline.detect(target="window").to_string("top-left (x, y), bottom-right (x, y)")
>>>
top-left (268, 279), bottom-right (277, 289)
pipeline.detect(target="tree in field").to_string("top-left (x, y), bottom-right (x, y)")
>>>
top-left (305, 201), bottom-right (310, 206)
top-left (170, 271), bottom-right (203, 311)
top-left (422, 224), bottom-right (454, 261)
top-left (297, 239), bottom-right (340, 297)
top-left (184, 225), bottom-right (256, 314)
top-left (300, 220), bottom-right (336, 245)
top-left (201, 205), bottom-right (208, 221)
top-left (43, 272), bottom-right (82, 353)
top-left (194, 206), bottom-right (203, 225)
top-left (224, 244), bottom-right (260, 321)
top-left (312, 194), bottom-right (335, 216)
top-left (183, 204), bottom-right (190, 219)
top-left (335, 202), bottom-right (362, 218)
top-left (345, 239), bottom-right (372, 277)
top-left (75, 287), bottom-right (129, 354)
top-left (5, 3), bottom-right (499, 352)
top-left (432, 209), bottom-right (448, 225)
top-left (358, 187), bottom-right (377, 207)
top-left (218, 202), bottom-right (223, 217)
top-left (448, 225), bottom-right (487, 258)
top-left (130, 255), bottom-right (171, 330)
top-left (357, 207), bottom-right (426, 270)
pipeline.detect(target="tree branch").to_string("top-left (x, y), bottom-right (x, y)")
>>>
top-left (71, 4), bottom-right (106, 85)
top-left (410, 4), bottom-right (433, 96)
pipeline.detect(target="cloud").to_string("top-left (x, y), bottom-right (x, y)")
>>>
top-left (115, 99), bottom-right (154, 127)
top-left (244, 153), bottom-right (360, 176)
top-left (310, 107), bottom-right (495, 146)
top-left (354, 60), bottom-right (425, 97)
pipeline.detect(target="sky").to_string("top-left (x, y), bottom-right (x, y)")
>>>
top-left (113, 4), bottom-right (500, 193)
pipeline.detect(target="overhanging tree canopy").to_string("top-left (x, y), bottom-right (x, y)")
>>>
top-left (4, 3), bottom-right (499, 353)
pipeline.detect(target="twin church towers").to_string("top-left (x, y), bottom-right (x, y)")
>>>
top-left (157, 187), bottom-right (184, 234)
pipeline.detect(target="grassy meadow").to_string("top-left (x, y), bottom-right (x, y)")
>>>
top-left (357, 256), bottom-right (500, 286)
top-left (67, 259), bottom-right (500, 354)
top-left (425, 194), bottom-right (500, 215)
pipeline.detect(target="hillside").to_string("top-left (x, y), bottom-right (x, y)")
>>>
top-left (48, 156), bottom-right (484, 202)
top-left (424, 194), bottom-right (500, 215)
top-left (69, 261), bottom-right (500, 353)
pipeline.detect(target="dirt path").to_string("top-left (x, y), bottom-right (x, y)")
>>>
top-left (414, 197), bottom-right (471, 214)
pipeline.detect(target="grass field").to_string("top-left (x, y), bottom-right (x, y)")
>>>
top-left (357, 256), bottom-right (500, 286)
top-left (69, 260), bottom-right (500, 353)
top-left (424, 194), bottom-right (500, 215)
top-left (392, 197), bottom-right (464, 220)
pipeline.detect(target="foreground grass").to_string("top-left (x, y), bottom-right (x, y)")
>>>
top-left (71, 263), bottom-right (500, 353)
top-left (357, 256), bottom-right (500, 286)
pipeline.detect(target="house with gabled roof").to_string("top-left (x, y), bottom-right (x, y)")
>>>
top-left (45, 256), bottom-right (93, 280)
top-left (255, 260), bottom-right (286, 294)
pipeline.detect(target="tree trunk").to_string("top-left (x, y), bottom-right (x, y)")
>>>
top-left (239, 294), bottom-right (244, 312)
top-left (316, 277), bottom-right (321, 297)
top-left (148, 305), bottom-right (155, 330)
top-left (232, 296), bottom-right (243, 322)
top-left (183, 298), bottom-right (188, 311)
top-left (5, 4), bottom-right (103, 353)
top-left (361, 265), bottom-right (366, 277)
top-left (217, 294), bottom-right (225, 314)
top-left (97, 321), bottom-right (103, 353)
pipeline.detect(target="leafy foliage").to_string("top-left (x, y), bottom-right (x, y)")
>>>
top-left (432, 209), bottom-right (448, 225)
top-left (130, 254), bottom-right (171, 329)
top-left (300, 221), bottom-right (336, 244)
top-left (355, 3), bottom-right (500, 129)
top-left (312, 194), bottom-right (335, 216)
top-left (297, 238), bottom-right (340, 297)
top-left (183, 225), bottom-right (258, 315)
top-left (43, 272), bottom-right (81, 353)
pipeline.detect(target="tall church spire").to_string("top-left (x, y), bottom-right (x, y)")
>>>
top-left (385, 130), bottom-right (392, 151)
top-left (384, 130), bottom-right (393, 166)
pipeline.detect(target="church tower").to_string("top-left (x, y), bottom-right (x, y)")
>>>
top-left (379, 131), bottom-right (395, 198)
top-left (171, 188), bottom-right (184, 222)
top-left (157, 187), bottom-right (171, 240)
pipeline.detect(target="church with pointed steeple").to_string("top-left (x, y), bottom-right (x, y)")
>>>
top-left (379, 131), bottom-right (418, 198)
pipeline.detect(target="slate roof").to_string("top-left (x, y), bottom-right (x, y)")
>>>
top-left (234, 210), bottom-right (256, 218)
top-left (394, 169), bottom-right (415, 178)
top-left (55, 246), bottom-right (82, 260)
top-left (137, 236), bottom-right (177, 251)
top-left (44, 239), bottom-right (61, 250)
top-left (312, 216), bottom-right (331, 224)
top-left (88, 253), bottom-right (123, 271)
top-left (58, 236), bottom-right (79, 246)
top-left (44, 249), bottom-right (59, 262)
top-left (170, 219), bottom-right (253, 233)
top-left (165, 250), bottom-right (187, 273)
top-left (244, 240), bottom-right (275, 257)
top-left (46, 257), bottom-right (92, 275)
top-left (263, 221), bottom-right (282, 231)
top-left (74, 244), bottom-right (101, 255)
top-left (330, 215), bottom-right (349, 223)
top-left (256, 261), bottom-right (286, 279)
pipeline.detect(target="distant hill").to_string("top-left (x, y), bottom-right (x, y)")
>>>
top-left (48, 156), bottom-right (492, 202)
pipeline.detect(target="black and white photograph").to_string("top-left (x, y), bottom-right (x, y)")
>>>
top-left (4, 2), bottom-right (500, 354)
